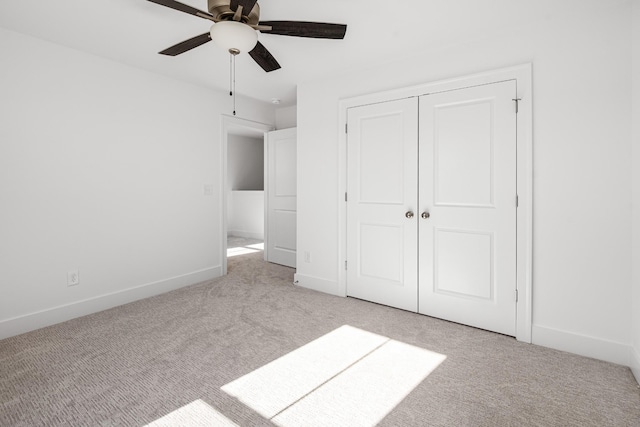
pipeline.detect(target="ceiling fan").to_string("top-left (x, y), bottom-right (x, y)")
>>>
top-left (148, 0), bottom-right (348, 72)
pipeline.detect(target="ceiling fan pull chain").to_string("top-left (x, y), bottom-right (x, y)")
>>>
top-left (232, 52), bottom-right (237, 116)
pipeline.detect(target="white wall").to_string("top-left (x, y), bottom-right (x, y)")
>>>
top-left (631, 0), bottom-right (640, 382)
top-left (296, 3), bottom-right (633, 365)
top-left (226, 134), bottom-right (265, 239)
top-left (275, 106), bottom-right (297, 129)
top-left (0, 28), bottom-right (275, 339)
top-left (227, 191), bottom-right (264, 239)
top-left (227, 134), bottom-right (264, 191)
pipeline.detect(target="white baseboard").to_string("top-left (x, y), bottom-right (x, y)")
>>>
top-left (0, 266), bottom-right (222, 341)
top-left (631, 346), bottom-right (640, 385)
top-left (293, 273), bottom-right (343, 297)
top-left (532, 325), bottom-right (631, 366)
top-left (228, 230), bottom-right (264, 240)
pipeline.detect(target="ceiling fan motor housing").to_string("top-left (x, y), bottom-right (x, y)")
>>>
top-left (208, 0), bottom-right (260, 24)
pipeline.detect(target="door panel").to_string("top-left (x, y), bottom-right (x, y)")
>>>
top-left (419, 81), bottom-right (517, 336)
top-left (346, 98), bottom-right (418, 312)
top-left (359, 114), bottom-right (405, 204)
top-left (434, 100), bottom-right (494, 207)
top-left (274, 138), bottom-right (297, 197)
top-left (266, 128), bottom-right (297, 268)
top-left (359, 223), bottom-right (402, 282)
top-left (434, 229), bottom-right (493, 299)
top-left (273, 210), bottom-right (297, 252)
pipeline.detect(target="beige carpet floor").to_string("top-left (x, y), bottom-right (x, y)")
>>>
top-left (1, 251), bottom-right (639, 426)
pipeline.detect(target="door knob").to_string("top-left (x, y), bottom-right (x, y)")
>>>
top-left (405, 211), bottom-right (414, 219)
top-left (421, 212), bottom-right (430, 219)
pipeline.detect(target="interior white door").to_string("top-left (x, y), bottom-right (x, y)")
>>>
top-left (418, 81), bottom-right (517, 335)
top-left (346, 98), bottom-right (419, 312)
top-left (265, 128), bottom-right (297, 268)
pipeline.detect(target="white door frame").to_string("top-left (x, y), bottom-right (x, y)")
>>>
top-left (220, 115), bottom-right (274, 275)
top-left (337, 64), bottom-right (533, 342)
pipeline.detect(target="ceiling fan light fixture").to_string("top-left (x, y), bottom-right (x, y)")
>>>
top-left (210, 21), bottom-right (258, 53)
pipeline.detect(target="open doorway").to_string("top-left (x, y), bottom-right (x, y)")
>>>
top-left (227, 131), bottom-right (265, 258)
top-left (221, 116), bottom-right (273, 275)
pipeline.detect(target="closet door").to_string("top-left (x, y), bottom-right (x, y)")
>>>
top-left (418, 81), bottom-right (517, 336)
top-left (346, 98), bottom-right (419, 311)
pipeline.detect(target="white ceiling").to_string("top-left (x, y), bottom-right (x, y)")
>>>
top-left (0, 0), bottom-right (623, 106)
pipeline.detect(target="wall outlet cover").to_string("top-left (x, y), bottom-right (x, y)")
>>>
top-left (67, 270), bottom-right (79, 286)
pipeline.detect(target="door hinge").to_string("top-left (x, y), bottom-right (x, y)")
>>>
top-left (516, 194), bottom-right (519, 207)
top-left (515, 289), bottom-right (519, 302)
top-left (345, 123), bottom-right (348, 134)
top-left (513, 98), bottom-right (522, 114)
top-left (345, 260), bottom-right (348, 270)
top-left (345, 192), bottom-right (348, 202)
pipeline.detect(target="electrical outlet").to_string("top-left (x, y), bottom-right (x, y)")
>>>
top-left (304, 251), bottom-right (311, 263)
top-left (67, 270), bottom-right (79, 287)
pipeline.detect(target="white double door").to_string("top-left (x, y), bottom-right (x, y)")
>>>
top-left (346, 81), bottom-right (517, 336)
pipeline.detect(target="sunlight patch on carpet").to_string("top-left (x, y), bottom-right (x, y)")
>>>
top-left (222, 325), bottom-right (387, 418)
top-left (227, 246), bottom-right (261, 257)
top-left (222, 325), bottom-right (446, 426)
top-left (145, 399), bottom-right (238, 427)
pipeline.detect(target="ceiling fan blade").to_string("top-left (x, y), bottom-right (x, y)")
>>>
top-left (230, 0), bottom-right (258, 14)
top-left (258, 21), bottom-right (347, 39)
top-left (159, 33), bottom-right (212, 56)
top-left (249, 41), bottom-right (281, 72)
top-left (147, 0), bottom-right (215, 21)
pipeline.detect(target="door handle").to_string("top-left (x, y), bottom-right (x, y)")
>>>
top-left (405, 211), bottom-right (414, 219)
top-left (421, 212), bottom-right (430, 219)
